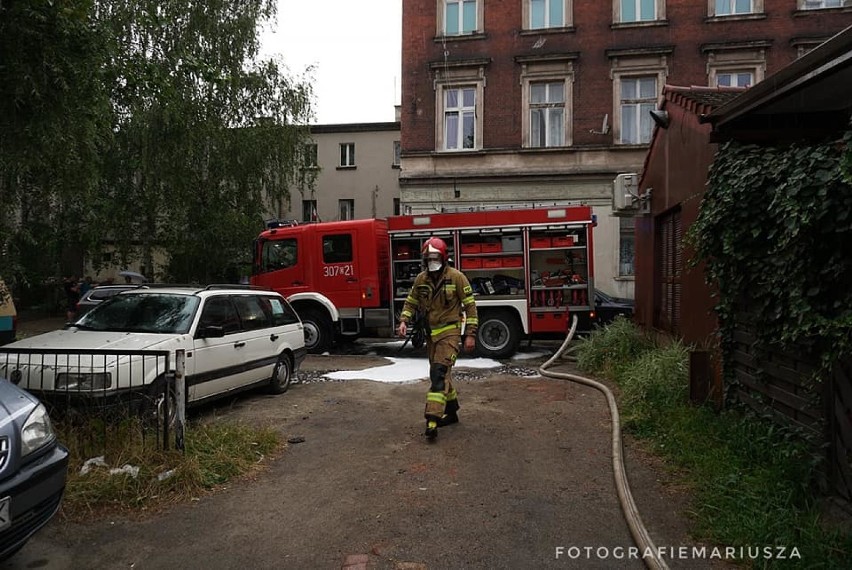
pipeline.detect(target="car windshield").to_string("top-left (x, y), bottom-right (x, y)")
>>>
top-left (74, 293), bottom-right (199, 334)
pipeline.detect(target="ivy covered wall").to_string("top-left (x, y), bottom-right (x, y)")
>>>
top-left (691, 129), bottom-right (852, 372)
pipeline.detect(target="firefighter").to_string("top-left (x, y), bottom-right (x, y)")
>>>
top-left (397, 237), bottom-right (478, 440)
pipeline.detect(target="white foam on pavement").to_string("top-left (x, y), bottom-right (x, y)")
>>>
top-left (323, 356), bottom-right (502, 383)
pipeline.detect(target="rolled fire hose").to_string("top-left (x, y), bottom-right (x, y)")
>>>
top-left (538, 315), bottom-right (670, 570)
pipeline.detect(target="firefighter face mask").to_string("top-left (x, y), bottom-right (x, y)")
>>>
top-left (425, 253), bottom-right (443, 272)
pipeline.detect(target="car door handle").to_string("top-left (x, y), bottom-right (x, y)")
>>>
top-left (346, 277), bottom-right (357, 283)
top-left (270, 334), bottom-right (279, 342)
top-left (292, 281), bottom-right (303, 286)
top-left (233, 341), bottom-right (246, 348)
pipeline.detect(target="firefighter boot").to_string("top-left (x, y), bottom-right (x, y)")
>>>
top-left (424, 419), bottom-right (438, 440)
top-left (438, 398), bottom-right (460, 427)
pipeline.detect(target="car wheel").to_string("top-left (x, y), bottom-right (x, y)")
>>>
top-left (475, 310), bottom-right (521, 359)
top-left (269, 353), bottom-right (292, 394)
top-left (147, 376), bottom-right (178, 428)
top-left (301, 308), bottom-right (333, 354)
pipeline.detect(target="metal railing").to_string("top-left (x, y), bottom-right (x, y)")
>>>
top-left (0, 348), bottom-right (185, 453)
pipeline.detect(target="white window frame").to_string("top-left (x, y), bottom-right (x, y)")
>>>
top-left (705, 48), bottom-right (766, 89)
top-left (610, 55), bottom-right (668, 145)
top-left (799, 0), bottom-right (852, 9)
top-left (709, 0), bottom-right (762, 16)
top-left (442, 87), bottom-right (477, 151)
top-left (714, 70), bottom-right (754, 87)
top-left (529, 82), bottom-right (566, 147)
top-left (524, 0), bottom-right (573, 30)
top-left (339, 143), bottom-right (355, 167)
top-left (437, 0), bottom-right (483, 36)
top-left (338, 199), bottom-right (354, 221)
top-left (614, 0), bottom-right (665, 23)
top-left (520, 59), bottom-right (574, 148)
top-left (618, 76), bottom-right (657, 145)
top-left (434, 63), bottom-right (486, 152)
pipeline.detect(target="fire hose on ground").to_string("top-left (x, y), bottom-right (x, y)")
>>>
top-left (538, 315), bottom-right (670, 570)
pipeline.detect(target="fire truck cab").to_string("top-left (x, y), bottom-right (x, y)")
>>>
top-left (252, 219), bottom-right (391, 353)
top-left (251, 206), bottom-right (595, 358)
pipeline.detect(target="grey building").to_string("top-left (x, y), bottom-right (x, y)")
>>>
top-left (276, 121), bottom-right (402, 223)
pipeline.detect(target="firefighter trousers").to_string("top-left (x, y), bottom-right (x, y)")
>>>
top-left (424, 333), bottom-right (460, 421)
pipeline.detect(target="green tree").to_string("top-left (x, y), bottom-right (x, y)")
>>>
top-left (1, 0), bottom-right (315, 292)
top-left (0, 0), bottom-right (113, 290)
top-left (97, 0), bottom-right (315, 282)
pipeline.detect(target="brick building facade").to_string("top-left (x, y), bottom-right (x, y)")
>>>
top-left (400, 0), bottom-right (852, 298)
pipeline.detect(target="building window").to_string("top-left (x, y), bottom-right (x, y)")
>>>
top-left (301, 143), bottom-right (318, 169)
top-left (715, 70), bottom-right (753, 87)
top-left (619, 76), bottom-right (656, 144)
top-left (617, 0), bottom-right (661, 22)
top-left (338, 199), bottom-right (354, 221)
top-left (443, 0), bottom-right (478, 35)
top-left (519, 57), bottom-right (575, 148)
top-left (302, 200), bottom-right (318, 222)
top-left (443, 87), bottom-right (476, 150)
top-left (393, 141), bottom-right (401, 167)
top-left (705, 45), bottom-right (767, 89)
top-left (530, 82), bottom-right (565, 147)
top-left (619, 217), bottom-right (635, 277)
top-left (432, 60), bottom-right (487, 152)
top-left (530, 0), bottom-right (564, 28)
top-left (394, 198), bottom-right (401, 215)
top-left (713, 0), bottom-right (754, 15)
top-left (339, 143), bottom-right (355, 167)
top-left (800, 0), bottom-right (852, 8)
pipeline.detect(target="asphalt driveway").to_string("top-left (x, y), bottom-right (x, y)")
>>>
top-left (5, 348), bottom-right (728, 570)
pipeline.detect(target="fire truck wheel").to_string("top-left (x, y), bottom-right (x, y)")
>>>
top-left (475, 310), bottom-right (521, 359)
top-left (301, 308), bottom-right (333, 353)
top-left (269, 352), bottom-right (292, 394)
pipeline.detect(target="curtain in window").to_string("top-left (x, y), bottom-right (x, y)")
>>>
top-left (531, 0), bottom-right (563, 28)
top-left (621, 0), bottom-right (655, 21)
top-left (446, 113), bottom-right (459, 149)
top-left (445, 0), bottom-right (476, 34)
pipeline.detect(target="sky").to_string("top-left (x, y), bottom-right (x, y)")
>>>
top-left (260, 0), bottom-right (402, 125)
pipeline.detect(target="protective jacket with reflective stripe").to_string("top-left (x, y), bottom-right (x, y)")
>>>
top-left (400, 265), bottom-right (478, 341)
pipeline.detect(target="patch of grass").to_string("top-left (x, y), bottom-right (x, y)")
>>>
top-left (574, 315), bottom-right (655, 379)
top-left (58, 418), bottom-right (282, 521)
top-left (574, 320), bottom-right (852, 568)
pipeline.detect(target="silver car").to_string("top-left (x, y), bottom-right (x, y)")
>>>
top-left (0, 378), bottom-right (68, 561)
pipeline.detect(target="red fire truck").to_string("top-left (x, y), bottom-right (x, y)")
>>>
top-left (251, 205), bottom-right (596, 358)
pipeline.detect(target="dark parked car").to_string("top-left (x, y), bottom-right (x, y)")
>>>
top-left (0, 379), bottom-right (69, 562)
top-left (75, 284), bottom-right (140, 317)
top-left (574, 289), bottom-right (634, 334)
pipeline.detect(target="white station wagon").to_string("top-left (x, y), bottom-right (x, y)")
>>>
top-left (0, 286), bottom-right (306, 409)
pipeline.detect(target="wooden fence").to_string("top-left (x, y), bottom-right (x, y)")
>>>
top-left (730, 326), bottom-right (852, 501)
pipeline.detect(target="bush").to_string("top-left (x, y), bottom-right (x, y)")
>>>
top-left (573, 319), bottom-right (852, 567)
top-left (574, 315), bottom-right (654, 379)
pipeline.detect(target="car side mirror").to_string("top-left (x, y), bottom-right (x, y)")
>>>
top-left (198, 325), bottom-right (225, 339)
